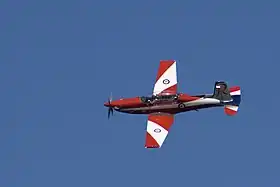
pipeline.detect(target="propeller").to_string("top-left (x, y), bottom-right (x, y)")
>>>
top-left (107, 92), bottom-right (114, 119)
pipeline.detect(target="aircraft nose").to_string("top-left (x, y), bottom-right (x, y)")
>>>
top-left (104, 102), bottom-right (110, 107)
top-left (104, 99), bottom-right (123, 107)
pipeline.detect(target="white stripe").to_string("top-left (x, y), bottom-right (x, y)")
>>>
top-left (225, 105), bottom-right (238, 111)
top-left (184, 98), bottom-right (220, 107)
top-left (147, 120), bottom-right (168, 147)
top-left (153, 62), bottom-right (177, 95)
top-left (230, 90), bottom-right (241, 96)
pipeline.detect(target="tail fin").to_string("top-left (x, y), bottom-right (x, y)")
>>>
top-left (212, 81), bottom-right (232, 102)
top-left (224, 86), bottom-right (241, 116)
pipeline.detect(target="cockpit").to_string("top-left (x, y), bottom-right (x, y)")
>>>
top-left (140, 94), bottom-right (179, 104)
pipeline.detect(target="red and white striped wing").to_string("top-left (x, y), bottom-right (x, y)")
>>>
top-left (153, 60), bottom-right (177, 95)
top-left (145, 114), bottom-right (174, 148)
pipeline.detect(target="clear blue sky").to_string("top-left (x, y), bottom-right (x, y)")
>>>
top-left (1, 0), bottom-right (280, 186)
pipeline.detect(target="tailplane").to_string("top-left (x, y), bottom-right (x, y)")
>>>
top-left (209, 81), bottom-right (241, 116)
top-left (224, 86), bottom-right (241, 116)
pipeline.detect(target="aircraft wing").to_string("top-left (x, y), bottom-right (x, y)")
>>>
top-left (153, 60), bottom-right (177, 95)
top-left (145, 113), bottom-right (174, 148)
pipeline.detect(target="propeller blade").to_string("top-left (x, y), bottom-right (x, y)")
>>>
top-left (108, 108), bottom-right (111, 119)
top-left (108, 107), bottom-right (114, 119)
top-left (107, 93), bottom-right (113, 119)
top-left (108, 109), bottom-right (110, 119)
top-left (109, 92), bottom-right (112, 102)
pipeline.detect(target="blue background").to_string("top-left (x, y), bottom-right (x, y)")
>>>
top-left (1, 0), bottom-right (280, 186)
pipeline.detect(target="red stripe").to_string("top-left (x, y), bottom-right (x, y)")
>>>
top-left (224, 107), bottom-right (237, 116)
top-left (158, 84), bottom-right (177, 95)
top-left (145, 132), bottom-right (160, 148)
top-left (229, 86), bottom-right (240, 92)
top-left (155, 60), bottom-right (175, 82)
top-left (148, 114), bottom-right (174, 131)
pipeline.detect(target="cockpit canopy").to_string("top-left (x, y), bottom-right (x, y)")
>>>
top-left (140, 94), bottom-right (178, 104)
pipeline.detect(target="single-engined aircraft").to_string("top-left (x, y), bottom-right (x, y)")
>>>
top-left (104, 60), bottom-right (241, 148)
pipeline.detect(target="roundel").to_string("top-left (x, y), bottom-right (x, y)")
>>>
top-left (178, 103), bottom-right (185, 108)
top-left (154, 128), bottom-right (161, 133)
top-left (163, 79), bottom-right (170, 84)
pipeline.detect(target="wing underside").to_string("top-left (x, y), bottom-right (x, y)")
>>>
top-left (153, 60), bottom-right (177, 95)
top-left (145, 113), bottom-right (174, 148)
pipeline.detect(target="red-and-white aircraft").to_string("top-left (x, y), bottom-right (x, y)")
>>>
top-left (104, 60), bottom-right (241, 148)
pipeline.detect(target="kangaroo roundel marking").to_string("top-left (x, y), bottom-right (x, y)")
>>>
top-left (163, 79), bottom-right (170, 84)
top-left (154, 128), bottom-right (161, 133)
top-left (178, 103), bottom-right (185, 108)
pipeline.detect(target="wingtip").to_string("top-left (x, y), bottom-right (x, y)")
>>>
top-left (145, 145), bottom-right (160, 149)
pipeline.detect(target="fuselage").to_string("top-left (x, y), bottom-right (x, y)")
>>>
top-left (104, 93), bottom-right (224, 115)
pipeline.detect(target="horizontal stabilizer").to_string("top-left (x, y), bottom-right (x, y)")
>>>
top-left (224, 105), bottom-right (238, 116)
